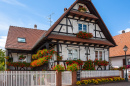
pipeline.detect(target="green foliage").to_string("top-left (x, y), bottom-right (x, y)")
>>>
top-left (67, 63), bottom-right (79, 72)
top-left (52, 65), bottom-right (65, 72)
top-left (0, 49), bottom-right (5, 71)
top-left (83, 59), bottom-right (95, 70)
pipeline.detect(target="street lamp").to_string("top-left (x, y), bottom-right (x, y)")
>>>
top-left (123, 45), bottom-right (128, 82)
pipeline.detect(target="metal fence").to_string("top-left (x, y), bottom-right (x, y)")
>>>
top-left (81, 70), bottom-right (120, 78)
top-left (0, 71), bottom-right (56, 86)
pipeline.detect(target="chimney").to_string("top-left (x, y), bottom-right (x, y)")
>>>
top-left (64, 8), bottom-right (67, 12)
top-left (34, 24), bottom-right (37, 29)
top-left (122, 30), bottom-right (125, 34)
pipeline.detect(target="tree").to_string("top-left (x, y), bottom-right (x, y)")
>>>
top-left (0, 49), bottom-right (5, 71)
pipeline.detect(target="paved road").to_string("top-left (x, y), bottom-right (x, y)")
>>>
top-left (89, 81), bottom-right (130, 86)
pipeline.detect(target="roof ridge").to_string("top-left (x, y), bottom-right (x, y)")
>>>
top-left (10, 25), bottom-right (47, 31)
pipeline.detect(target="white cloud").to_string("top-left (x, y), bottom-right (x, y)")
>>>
top-left (1, 0), bottom-right (26, 7)
top-left (118, 28), bottom-right (130, 34)
top-left (0, 36), bottom-right (7, 50)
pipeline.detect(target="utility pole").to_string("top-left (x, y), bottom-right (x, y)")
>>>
top-left (47, 13), bottom-right (54, 27)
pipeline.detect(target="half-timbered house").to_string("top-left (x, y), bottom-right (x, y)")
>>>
top-left (5, 0), bottom-right (116, 71)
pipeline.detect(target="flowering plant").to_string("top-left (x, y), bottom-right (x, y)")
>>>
top-left (32, 49), bottom-right (56, 60)
top-left (5, 56), bottom-right (9, 60)
top-left (67, 63), bottom-right (79, 72)
top-left (6, 62), bottom-right (31, 67)
top-left (118, 66), bottom-right (126, 70)
top-left (31, 49), bottom-right (62, 68)
top-left (78, 7), bottom-right (87, 12)
top-left (31, 57), bottom-right (49, 67)
top-left (94, 59), bottom-right (109, 66)
top-left (127, 65), bottom-right (130, 68)
top-left (57, 56), bottom-right (62, 61)
top-left (52, 65), bottom-right (65, 72)
top-left (76, 31), bottom-right (93, 39)
top-left (19, 55), bottom-right (26, 60)
top-left (83, 59), bottom-right (95, 70)
top-left (66, 59), bottom-right (83, 66)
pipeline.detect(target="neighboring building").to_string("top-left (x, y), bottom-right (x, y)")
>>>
top-left (110, 30), bottom-right (130, 68)
top-left (5, 0), bottom-right (116, 70)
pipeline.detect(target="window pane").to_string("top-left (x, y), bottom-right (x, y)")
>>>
top-left (68, 49), bottom-right (73, 60)
top-left (83, 25), bottom-right (87, 32)
top-left (95, 51), bottom-right (98, 59)
top-left (73, 49), bottom-right (78, 60)
top-left (78, 24), bottom-right (82, 31)
top-left (99, 51), bottom-right (102, 60)
top-left (18, 38), bottom-right (26, 43)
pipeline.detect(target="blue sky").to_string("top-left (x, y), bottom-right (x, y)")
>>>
top-left (0, 0), bottom-right (130, 49)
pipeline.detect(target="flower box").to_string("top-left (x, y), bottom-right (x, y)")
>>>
top-left (76, 31), bottom-right (93, 39)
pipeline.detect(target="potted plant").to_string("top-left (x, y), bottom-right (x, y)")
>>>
top-left (78, 7), bottom-right (87, 12)
top-left (76, 31), bottom-right (93, 39)
top-left (52, 65), bottom-right (65, 72)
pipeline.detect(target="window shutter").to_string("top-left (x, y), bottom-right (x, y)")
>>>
top-left (123, 59), bottom-right (126, 65)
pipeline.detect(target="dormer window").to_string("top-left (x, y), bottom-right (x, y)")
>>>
top-left (78, 24), bottom-right (87, 32)
top-left (18, 38), bottom-right (26, 43)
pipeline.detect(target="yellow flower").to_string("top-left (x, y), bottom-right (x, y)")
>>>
top-left (76, 81), bottom-right (81, 85)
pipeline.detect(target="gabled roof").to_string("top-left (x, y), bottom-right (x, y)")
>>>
top-left (5, 26), bottom-right (46, 50)
top-left (110, 32), bottom-right (130, 57)
top-left (32, 0), bottom-right (116, 50)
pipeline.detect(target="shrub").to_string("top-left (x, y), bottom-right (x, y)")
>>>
top-left (67, 63), bottom-right (79, 72)
top-left (83, 59), bottom-right (95, 70)
top-left (52, 65), bottom-right (65, 72)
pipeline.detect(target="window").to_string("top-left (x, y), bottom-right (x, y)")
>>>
top-left (78, 24), bottom-right (87, 32)
top-left (18, 38), bottom-right (26, 43)
top-left (68, 49), bottom-right (78, 60)
top-left (18, 55), bottom-right (27, 62)
top-left (95, 51), bottom-right (103, 60)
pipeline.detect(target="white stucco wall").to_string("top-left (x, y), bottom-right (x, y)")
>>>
top-left (53, 44), bottom-right (109, 61)
top-left (110, 56), bottom-right (130, 67)
top-left (11, 53), bottom-right (31, 63)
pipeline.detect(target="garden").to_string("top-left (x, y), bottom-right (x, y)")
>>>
top-left (76, 77), bottom-right (125, 85)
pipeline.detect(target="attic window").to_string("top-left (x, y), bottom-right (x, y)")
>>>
top-left (18, 38), bottom-right (26, 43)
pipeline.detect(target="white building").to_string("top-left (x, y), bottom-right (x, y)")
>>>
top-left (5, 0), bottom-right (116, 71)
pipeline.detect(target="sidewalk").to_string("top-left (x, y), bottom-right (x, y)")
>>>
top-left (90, 81), bottom-right (130, 86)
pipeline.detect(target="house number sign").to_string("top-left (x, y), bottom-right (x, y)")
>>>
top-left (77, 70), bottom-right (80, 81)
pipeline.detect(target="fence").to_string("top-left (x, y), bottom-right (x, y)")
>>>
top-left (0, 71), bottom-right (56, 86)
top-left (81, 70), bottom-right (120, 79)
top-left (62, 71), bottom-right (72, 85)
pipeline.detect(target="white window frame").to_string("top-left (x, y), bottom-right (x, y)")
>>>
top-left (78, 23), bottom-right (88, 33)
top-left (18, 54), bottom-right (27, 62)
top-left (95, 50), bottom-right (103, 60)
top-left (67, 48), bottom-right (79, 60)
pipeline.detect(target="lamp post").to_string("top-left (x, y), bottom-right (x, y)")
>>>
top-left (123, 45), bottom-right (128, 82)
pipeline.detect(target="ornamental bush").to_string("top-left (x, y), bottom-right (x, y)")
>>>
top-left (67, 63), bottom-right (79, 72)
top-left (31, 49), bottom-right (62, 68)
top-left (52, 65), bottom-right (65, 72)
top-left (83, 59), bottom-right (95, 70)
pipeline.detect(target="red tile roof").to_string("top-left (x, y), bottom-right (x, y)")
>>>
top-left (5, 26), bottom-right (46, 50)
top-left (48, 34), bottom-right (114, 46)
top-left (110, 32), bottom-right (130, 57)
